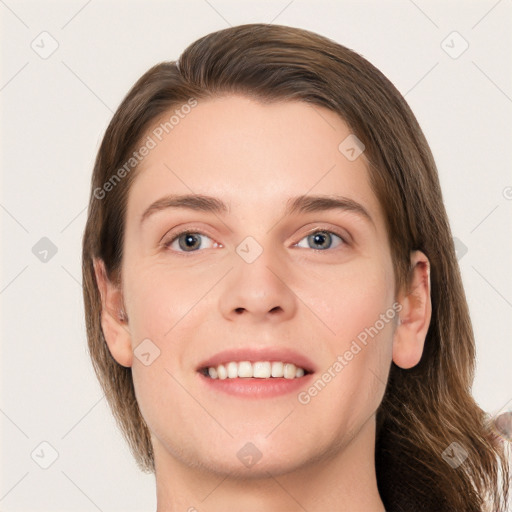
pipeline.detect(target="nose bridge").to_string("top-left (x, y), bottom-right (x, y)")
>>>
top-left (219, 233), bottom-right (297, 320)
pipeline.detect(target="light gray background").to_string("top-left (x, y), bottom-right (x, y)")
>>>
top-left (1, 1), bottom-right (511, 510)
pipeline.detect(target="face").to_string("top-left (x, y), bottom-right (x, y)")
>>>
top-left (117, 95), bottom-right (399, 476)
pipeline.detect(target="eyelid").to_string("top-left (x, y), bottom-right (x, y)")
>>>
top-left (160, 224), bottom-right (216, 244)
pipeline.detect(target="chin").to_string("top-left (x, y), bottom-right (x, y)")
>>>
top-left (188, 433), bottom-right (319, 478)
top-left (200, 450), bottom-right (310, 479)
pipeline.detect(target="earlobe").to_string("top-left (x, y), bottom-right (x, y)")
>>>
top-left (392, 250), bottom-right (432, 370)
top-left (93, 258), bottom-right (133, 368)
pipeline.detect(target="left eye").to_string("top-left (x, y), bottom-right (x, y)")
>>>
top-left (295, 230), bottom-right (345, 250)
top-left (163, 229), bottom-right (345, 253)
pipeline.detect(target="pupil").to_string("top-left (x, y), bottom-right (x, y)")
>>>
top-left (311, 232), bottom-right (330, 249)
top-left (180, 233), bottom-right (200, 251)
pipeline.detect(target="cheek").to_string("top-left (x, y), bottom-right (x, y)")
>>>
top-left (123, 263), bottom-right (211, 406)
top-left (123, 262), bottom-right (202, 342)
top-left (297, 285), bottom-right (396, 441)
top-left (125, 277), bottom-right (195, 448)
top-left (297, 258), bottom-right (396, 407)
top-left (299, 256), bottom-right (396, 346)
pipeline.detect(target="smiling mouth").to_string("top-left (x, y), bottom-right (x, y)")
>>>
top-left (199, 360), bottom-right (311, 380)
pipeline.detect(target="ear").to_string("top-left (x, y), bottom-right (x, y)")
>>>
top-left (392, 250), bottom-right (432, 369)
top-left (93, 258), bottom-right (133, 367)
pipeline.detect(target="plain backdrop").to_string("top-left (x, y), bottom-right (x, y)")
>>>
top-left (1, 1), bottom-right (511, 510)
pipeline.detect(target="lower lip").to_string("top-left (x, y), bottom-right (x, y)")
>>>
top-left (198, 373), bottom-right (315, 398)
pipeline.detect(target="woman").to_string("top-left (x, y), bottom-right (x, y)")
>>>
top-left (82, 23), bottom-right (510, 511)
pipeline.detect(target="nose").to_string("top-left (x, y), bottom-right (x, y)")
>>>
top-left (218, 246), bottom-right (297, 324)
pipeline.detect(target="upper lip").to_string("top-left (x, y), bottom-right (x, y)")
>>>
top-left (196, 347), bottom-right (316, 374)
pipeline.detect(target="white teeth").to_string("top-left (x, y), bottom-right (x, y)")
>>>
top-left (217, 364), bottom-right (227, 380)
top-left (253, 361), bottom-right (271, 378)
top-left (204, 361), bottom-right (308, 379)
top-left (283, 363), bottom-right (297, 379)
top-left (227, 361), bottom-right (238, 378)
top-left (271, 361), bottom-right (284, 377)
top-left (237, 361), bottom-right (253, 378)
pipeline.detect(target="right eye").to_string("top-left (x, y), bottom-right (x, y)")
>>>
top-left (163, 230), bottom-right (222, 253)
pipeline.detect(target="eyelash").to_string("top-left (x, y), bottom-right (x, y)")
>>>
top-left (161, 227), bottom-right (349, 254)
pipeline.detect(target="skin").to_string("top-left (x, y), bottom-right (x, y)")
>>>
top-left (94, 95), bottom-right (431, 512)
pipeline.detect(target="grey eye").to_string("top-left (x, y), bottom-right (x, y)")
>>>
top-left (296, 231), bottom-right (344, 250)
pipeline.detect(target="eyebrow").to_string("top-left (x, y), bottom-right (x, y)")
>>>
top-left (139, 193), bottom-right (374, 226)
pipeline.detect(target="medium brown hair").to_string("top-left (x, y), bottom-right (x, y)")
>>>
top-left (82, 23), bottom-right (509, 511)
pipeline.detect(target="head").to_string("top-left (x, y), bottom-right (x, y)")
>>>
top-left (82, 23), bottom-right (509, 510)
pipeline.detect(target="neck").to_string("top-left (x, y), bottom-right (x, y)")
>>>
top-left (153, 416), bottom-right (385, 512)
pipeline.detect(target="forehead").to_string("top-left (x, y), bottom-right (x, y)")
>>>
top-left (125, 95), bottom-right (384, 231)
